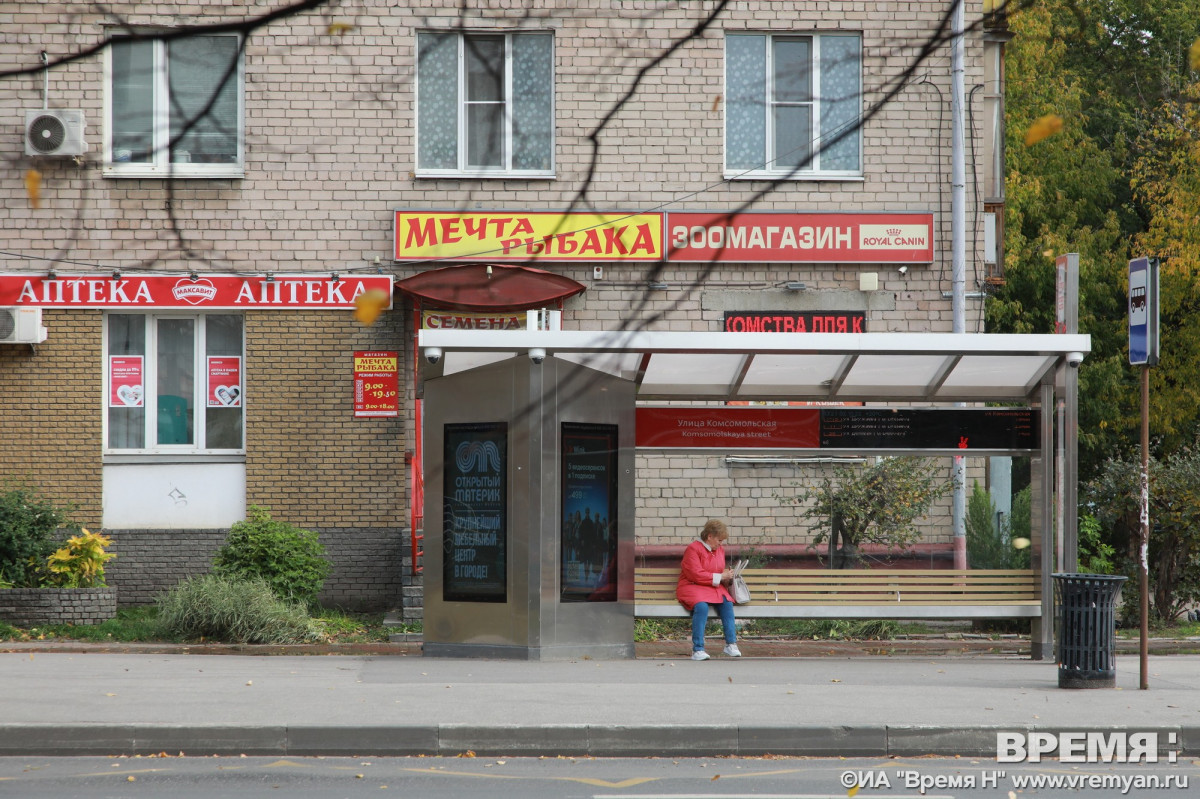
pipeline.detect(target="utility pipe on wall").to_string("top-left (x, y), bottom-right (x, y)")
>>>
top-left (950, 0), bottom-right (968, 569)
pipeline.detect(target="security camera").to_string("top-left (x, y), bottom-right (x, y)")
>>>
top-left (424, 347), bottom-right (442, 365)
top-left (1066, 351), bottom-right (1083, 368)
top-left (898, 265), bottom-right (908, 275)
top-left (528, 348), bottom-right (546, 365)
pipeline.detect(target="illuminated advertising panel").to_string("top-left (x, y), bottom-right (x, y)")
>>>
top-left (443, 422), bottom-right (508, 603)
top-left (560, 423), bottom-right (619, 602)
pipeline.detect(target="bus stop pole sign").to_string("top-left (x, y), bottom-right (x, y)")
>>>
top-left (1128, 256), bottom-right (1159, 366)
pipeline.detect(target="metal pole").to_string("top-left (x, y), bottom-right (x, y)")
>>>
top-left (950, 0), bottom-right (968, 569)
top-left (1139, 364), bottom-right (1149, 689)
top-left (1061, 254), bottom-right (1080, 572)
top-left (1031, 381), bottom-right (1056, 661)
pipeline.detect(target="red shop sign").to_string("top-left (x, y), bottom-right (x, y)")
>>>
top-left (665, 211), bottom-right (934, 264)
top-left (354, 351), bottom-right (400, 418)
top-left (0, 273), bottom-right (394, 310)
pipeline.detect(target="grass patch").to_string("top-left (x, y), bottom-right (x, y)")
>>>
top-left (1118, 619), bottom-right (1200, 638)
top-left (0, 602), bottom-right (398, 645)
top-left (742, 618), bottom-right (907, 640)
top-left (312, 608), bottom-right (392, 643)
top-left (0, 606), bottom-right (169, 643)
top-left (634, 618), bottom-right (691, 642)
top-left (634, 616), bottom-right (929, 642)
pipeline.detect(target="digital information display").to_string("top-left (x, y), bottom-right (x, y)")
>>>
top-left (442, 422), bottom-right (508, 603)
top-left (560, 422), bottom-right (619, 602)
top-left (819, 408), bottom-right (1038, 451)
top-left (723, 310), bottom-right (866, 334)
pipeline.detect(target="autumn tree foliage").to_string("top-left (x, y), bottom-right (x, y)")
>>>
top-left (992, 0), bottom-right (1200, 478)
top-left (995, 0), bottom-right (1200, 613)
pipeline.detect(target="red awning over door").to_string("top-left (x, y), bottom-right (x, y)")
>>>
top-left (395, 263), bottom-right (586, 311)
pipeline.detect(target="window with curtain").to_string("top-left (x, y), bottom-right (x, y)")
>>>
top-left (106, 33), bottom-right (243, 178)
top-left (982, 39), bottom-right (1005, 203)
top-left (726, 33), bottom-right (862, 178)
top-left (106, 313), bottom-right (244, 453)
top-left (416, 31), bottom-right (554, 177)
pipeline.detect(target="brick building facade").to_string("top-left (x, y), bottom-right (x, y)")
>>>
top-left (0, 1), bottom-right (1003, 615)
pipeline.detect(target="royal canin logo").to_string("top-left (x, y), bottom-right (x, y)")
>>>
top-left (887, 228), bottom-right (901, 236)
top-left (172, 278), bottom-right (217, 304)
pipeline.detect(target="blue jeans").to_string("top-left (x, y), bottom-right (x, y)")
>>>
top-left (691, 599), bottom-right (736, 651)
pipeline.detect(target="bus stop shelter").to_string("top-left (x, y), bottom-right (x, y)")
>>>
top-left (417, 328), bottom-right (1090, 659)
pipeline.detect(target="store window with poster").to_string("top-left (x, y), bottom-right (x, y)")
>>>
top-left (105, 313), bottom-right (244, 452)
top-left (560, 422), bottom-right (618, 602)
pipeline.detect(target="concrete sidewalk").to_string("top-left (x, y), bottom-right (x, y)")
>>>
top-left (0, 647), bottom-right (1196, 758)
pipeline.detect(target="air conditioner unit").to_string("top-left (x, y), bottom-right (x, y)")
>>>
top-left (0, 307), bottom-right (48, 344)
top-left (25, 109), bottom-right (87, 157)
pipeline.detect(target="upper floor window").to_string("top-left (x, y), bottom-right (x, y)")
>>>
top-left (104, 33), bottom-right (244, 178)
top-left (105, 313), bottom-right (244, 453)
top-left (416, 31), bottom-right (554, 178)
top-left (982, 38), bottom-right (1005, 203)
top-left (726, 33), bottom-right (862, 179)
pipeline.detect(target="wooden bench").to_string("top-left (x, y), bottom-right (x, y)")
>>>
top-left (634, 567), bottom-right (1042, 620)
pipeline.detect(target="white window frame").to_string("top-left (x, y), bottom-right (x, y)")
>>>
top-left (103, 312), bottom-right (246, 456)
top-left (982, 38), bottom-right (1006, 203)
top-left (415, 30), bottom-right (555, 179)
top-left (102, 31), bottom-right (245, 179)
top-left (725, 32), bottom-right (863, 180)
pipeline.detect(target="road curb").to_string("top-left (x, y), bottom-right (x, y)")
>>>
top-left (2, 723), bottom-right (1198, 758)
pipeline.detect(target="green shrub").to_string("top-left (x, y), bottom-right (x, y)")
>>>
top-left (781, 457), bottom-right (953, 567)
top-left (45, 529), bottom-right (115, 588)
top-left (1078, 513), bottom-right (1117, 574)
top-left (155, 574), bottom-right (326, 644)
top-left (965, 482), bottom-right (1031, 570)
top-left (0, 484), bottom-right (79, 587)
top-left (212, 506), bottom-right (330, 607)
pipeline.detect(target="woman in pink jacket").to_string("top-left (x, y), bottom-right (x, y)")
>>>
top-left (676, 519), bottom-right (741, 661)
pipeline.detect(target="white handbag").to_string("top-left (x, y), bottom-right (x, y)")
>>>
top-left (731, 574), bottom-right (751, 604)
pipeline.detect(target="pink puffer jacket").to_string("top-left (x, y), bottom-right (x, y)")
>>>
top-left (675, 539), bottom-right (733, 611)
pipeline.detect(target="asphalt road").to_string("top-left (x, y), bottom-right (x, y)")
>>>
top-left (1, 755), bottom-right (1194, 799)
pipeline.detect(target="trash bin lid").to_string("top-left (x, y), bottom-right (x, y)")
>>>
top-left (1052, 573), bottom-right (1128, 582)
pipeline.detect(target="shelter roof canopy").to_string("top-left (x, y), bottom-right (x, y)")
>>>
top-left (417, 329), bottom-right (1090, 403)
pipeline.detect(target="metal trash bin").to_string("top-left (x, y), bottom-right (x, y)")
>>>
top-left (1053, 573), bottom-right (1128, 689)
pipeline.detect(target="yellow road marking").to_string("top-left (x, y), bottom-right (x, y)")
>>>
top-left (400, 766), bottom-right (657, 788)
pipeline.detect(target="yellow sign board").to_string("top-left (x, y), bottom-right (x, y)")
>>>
top-left (394, 211), bottom-right (663, 262)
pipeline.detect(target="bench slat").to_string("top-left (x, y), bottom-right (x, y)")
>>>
top-left (634, 566), bottom-right (1042, 619)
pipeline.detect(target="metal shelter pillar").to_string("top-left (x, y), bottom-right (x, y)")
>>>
top-left (1031, 381), bottom-right (1057, 660)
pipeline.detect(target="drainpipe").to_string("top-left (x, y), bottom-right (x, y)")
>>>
top-left (951, 0), bottom-right (968, 569)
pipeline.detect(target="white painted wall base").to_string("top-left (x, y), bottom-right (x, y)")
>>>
top-left (102, 462), bottom-right (246, 529)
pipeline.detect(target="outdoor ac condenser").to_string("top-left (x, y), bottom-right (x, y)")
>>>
top-left (24, 109), bottom-right (87, 157)
top-left (0, 307), bottom-right (48, 344)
